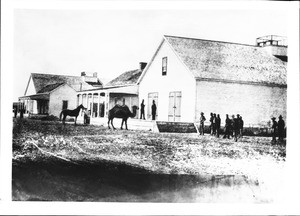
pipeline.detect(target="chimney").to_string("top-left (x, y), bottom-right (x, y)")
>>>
top-left (256, 35), bottom-right (288, 62)
top-left (139, 62), bottom-right (147, 70)
top-left (81, 72), bottom-right (86, 82)
top-left (93, 72), bottom-right (98, 78)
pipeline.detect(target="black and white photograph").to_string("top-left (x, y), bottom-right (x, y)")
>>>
top-left (1, 0), bottom-right (300, 215)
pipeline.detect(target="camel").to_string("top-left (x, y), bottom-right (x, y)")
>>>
top-left (107, 105), bottom-right (138, 130)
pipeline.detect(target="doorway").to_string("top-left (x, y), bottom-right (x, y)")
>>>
top-left (168, 91), bottom-right (181, 122)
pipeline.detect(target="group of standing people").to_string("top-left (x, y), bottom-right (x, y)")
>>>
top-left (199, 112), bottom-right (244, 142)
top-left (271, 115), bottom-right (285, 143)
top-left (200, 112), bottom-right (286, 143)
top-left (140, 99), bottom-right (157, 121)
top-left (223, 114), bottom-right (244, 142)
top-left (13, 107), bottom-right (25, 118)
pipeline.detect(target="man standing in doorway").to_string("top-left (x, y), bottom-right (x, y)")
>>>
top-left (151, 100), bottom-right (157, 120)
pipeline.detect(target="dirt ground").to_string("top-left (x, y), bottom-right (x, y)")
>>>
top-left (12, 118), bottom-right (286, 202)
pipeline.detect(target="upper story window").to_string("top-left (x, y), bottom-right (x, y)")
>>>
top-left (162, 57), bottom-right (167, 76)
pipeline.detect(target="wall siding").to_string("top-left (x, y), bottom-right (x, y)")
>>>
top-left (196, 80), bottom-right (287, 127)
top-left (139, 41), bottom-right (196, 122)
top-left (49, 85), bottom-right (77, 117)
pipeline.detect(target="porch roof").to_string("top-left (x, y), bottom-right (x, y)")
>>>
top-left (19, 93), bottom-right (50, 100)
top-left (106, 85), bottom-right (138, 95)
top-left (78, 85), bottom-right (138, 95)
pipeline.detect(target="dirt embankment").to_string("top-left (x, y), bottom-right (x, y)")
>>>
top-left (12, 119), bottom-right (286, 202)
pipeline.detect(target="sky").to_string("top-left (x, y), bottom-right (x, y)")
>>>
top-left (13, 5), bottom-right (288, 101)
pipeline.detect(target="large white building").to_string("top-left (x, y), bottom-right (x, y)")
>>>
top-left (138, 35), bottom-right (287, 127)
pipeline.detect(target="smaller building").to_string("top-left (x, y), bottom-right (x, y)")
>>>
top-left (19, 72), bottom-right (102, 117)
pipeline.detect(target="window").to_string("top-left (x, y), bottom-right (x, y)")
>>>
top-left (162, 57), bottom-right (167, 76)
top-left (62, 100), bottom-right (68, 110)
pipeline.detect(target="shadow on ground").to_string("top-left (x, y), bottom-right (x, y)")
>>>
top-left (12, 158), bottom-right (266, 203)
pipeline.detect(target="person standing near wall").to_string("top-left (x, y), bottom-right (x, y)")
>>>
top-left (216, 114), bottom-right (221, 138)
top-left (20, 108), bottom-right (24, 119)
top-left (271, 117), bottom-right (277, 144)
top-left (14, 107), bottom-right (18, 118)
top-left (151, 100), bottom-right (157, 120)
top-left (239, 115), bottom-right (244, 138)
top-left (209, 113), bottom-right (214, 135)
top-left (140, 99), bottom-right (145, 120)
top-left (232, 115), bottom-right (239, 142)
top-left (212, 113), bottom-right (217, 135)
top-left (199, 112), bottom-right (206, 135)
top-left (223, 114), bottom-right (231, 139)
top-left (277, 115), bottom-right (285, 141)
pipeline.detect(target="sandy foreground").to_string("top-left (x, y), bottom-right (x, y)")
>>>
top-left (12, 118), bottom-right (286, 202)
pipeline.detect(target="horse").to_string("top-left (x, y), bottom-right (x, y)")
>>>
top-left (60, 104), bottom-right (85, 125)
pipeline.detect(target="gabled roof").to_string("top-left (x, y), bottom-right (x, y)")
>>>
top-left (138, 35), bottom-right (287, 86)
top-left (163, 35), bottom-right (287, 86)
top-left (105, 69), bottom-right (142, 87)
top-left (37, 83), bottom-right (64, 93)
top-left (29, 73), bottom-right (102, 94)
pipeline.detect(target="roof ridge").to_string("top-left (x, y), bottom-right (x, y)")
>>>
top-left (31, 72), bottom-right (81, 78)
top-left (108, 68), bottom-right (141, 80)
top-left (120, 68), bottom-right (141, 74)
top-left (164, 35), bottom-right (258, 48)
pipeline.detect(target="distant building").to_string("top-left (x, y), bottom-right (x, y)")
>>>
top-left (138, 35), bottom-right (287, 127)
top-left (19, 72), bottom-right (102, 117)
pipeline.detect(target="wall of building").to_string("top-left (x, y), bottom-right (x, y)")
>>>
top-left (49, 84), bottom-right (77, 117)
top-left (138, 40), bottom-right (196, 122)
top-left (195, 80), bottom-right (287, 127)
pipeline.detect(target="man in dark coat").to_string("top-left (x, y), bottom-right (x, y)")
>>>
top-left (199, 112), bottom-right (206, 135)
top-left (232, 115), bottom-right (239, 142)
top-left (271, 117), bottom-right (277, 144)
top-left (151, 100), bottom-right (157, 120)
top-left (20, 108), bottom-right (24, 118)
top-left (209, 113), bottom-right (214, 135)
top-left (223, 114), bottom-right (231, 139)
top-left (277, 115), bottom-right (285, 141)
top-left (14, 107), bottom-right (18, 118)
top-left (215, 114), bottom-right (221, 138)
top-left (239, 115), bottom-right (244, 138)
top-left (140, 99), bottom-right (145, 120)
top-left (212, 113), bottom-right (217, 135)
